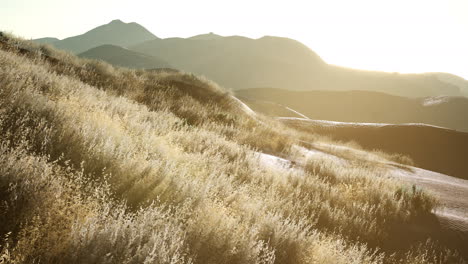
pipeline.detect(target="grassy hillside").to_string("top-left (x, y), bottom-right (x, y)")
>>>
top-left (131, 35), bottom-right (461, 97)
top-left (237, 88), bottom-right (468, 132)
top-left (79, 44), bottom-right (172, 69)
top-left (0, 34), bottom-right (465, 263)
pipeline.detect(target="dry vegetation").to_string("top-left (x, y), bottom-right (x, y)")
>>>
top-left (0, 34), bottom-right (464, 263)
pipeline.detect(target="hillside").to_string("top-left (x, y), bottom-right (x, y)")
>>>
top-left (280, 118), bottom-right (468, 180)
top-left (40, 19), bottom-right (158, 54)
top-left (0, 34), bottom-right (466, 263)
top-left (237, 88), bottom-right (468, 132)
top-left (131, 34), bottom-right (461, 98)
top-left (78, 44), bottom-right (171, 69)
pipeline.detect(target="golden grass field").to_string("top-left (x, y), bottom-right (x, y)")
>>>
top-left (0, 33), bottom-right (465, 263)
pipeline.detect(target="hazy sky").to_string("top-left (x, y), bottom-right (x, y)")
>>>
top-left (2, 0), bottom-right (468, 79)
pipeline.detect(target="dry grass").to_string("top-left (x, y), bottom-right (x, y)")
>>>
top-left (0, 34), bottom-right (464, 263)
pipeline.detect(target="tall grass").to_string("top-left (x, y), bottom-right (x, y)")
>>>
top-left (0, 34), bottom-right (464, 263)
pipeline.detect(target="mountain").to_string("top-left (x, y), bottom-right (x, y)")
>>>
top-left (236, 88), bottom-right (468, 132)
top-left (32, 37), bottom-right (60, 44)
top-left (49, 19), bottom-right (158, 54)
top-left (31, 20), bottom-right (463, 98)
top-left (78, 44), bottom-right (171, 69)
top-left (281, 118), bottom-right (468, 180)
top-left (132, 35), bottom-right (327, 91)
top-left (131, 36), bottom-right (462, 97)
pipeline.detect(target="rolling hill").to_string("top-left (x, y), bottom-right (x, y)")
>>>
top-left (36, 19), bottom-right (158, 54)
top-left (78, 44), bottom-right (171, 69)
top-left (237, 88), bottom-right (468, 132)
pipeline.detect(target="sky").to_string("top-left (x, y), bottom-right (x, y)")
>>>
top-left (2, 0), bottom-right (468, 79)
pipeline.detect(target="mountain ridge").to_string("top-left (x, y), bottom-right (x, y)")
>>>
top-left (131, 33), bottom-right (462, 97)
top-left (32, 20), bottom-right (466, 98)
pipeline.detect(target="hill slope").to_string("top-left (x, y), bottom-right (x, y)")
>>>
top-left (78, 44), bottom-right (171, 69)
top-left (48, 19), bottom-right (158, 54)
top-left (237, 88), bottom-right (468, 132)
top-left (0, 34), bottom-right (465, 263)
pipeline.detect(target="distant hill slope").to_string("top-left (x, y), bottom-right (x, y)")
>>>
top-left (48, 20), bottom-right (158, 54)
top-left (237, 88), bottom-right (468, 132)
top-left (430, 72), bottom-right (468, 97)
top-left (132, 36), bottom-right (461, 97)
top-left (281, 118), bottom-right (468, 180)
top-left (32, 37), bottom-right (60, 44)
top-left (78, 44), bottom-right (171, 69)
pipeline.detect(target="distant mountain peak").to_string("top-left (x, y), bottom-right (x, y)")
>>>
top-left (32, 37), bottom-right (60, 45)
top-left (189, 32), bottom-right (223, 40)
top-left (109, 19), bottom-right (124, 24)
top-left (45, 20), bottom-right (158, 54)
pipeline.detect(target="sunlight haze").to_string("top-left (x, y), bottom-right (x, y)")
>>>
top-left (2, 0), bottom-right (467, 79)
